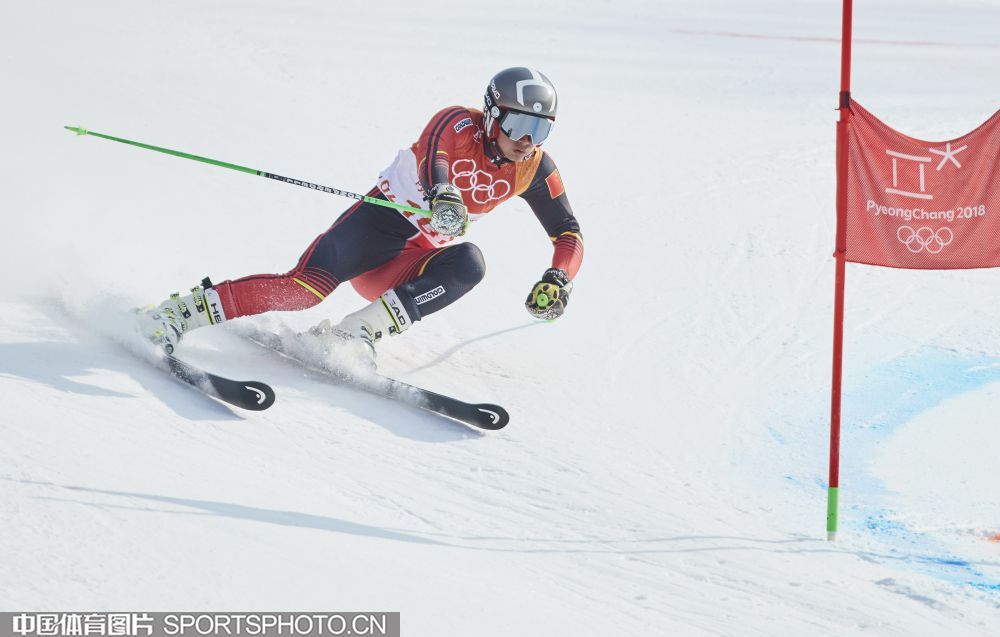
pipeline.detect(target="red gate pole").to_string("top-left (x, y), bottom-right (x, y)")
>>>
top-left (828, 0), bottom-right (853, 541)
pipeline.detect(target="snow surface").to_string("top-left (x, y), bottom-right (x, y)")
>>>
top-left (2, 0), bottom-right (1000, 634)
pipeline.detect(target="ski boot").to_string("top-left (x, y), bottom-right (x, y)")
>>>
top-left (310, 289), bottom-right (413, 371)
top-left (137, 279), bottom-right (227, 353)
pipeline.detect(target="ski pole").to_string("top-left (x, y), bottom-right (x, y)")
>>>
top-left (63, 126), bottom-right (431, 218)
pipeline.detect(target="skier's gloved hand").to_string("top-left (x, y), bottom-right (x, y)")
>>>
top-left (428, 183), bottom-right (468, 236)
top-left (525, 268), bottom-right (572, 320)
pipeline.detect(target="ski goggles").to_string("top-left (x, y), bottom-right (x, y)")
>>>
top-left (499, 110), bottom-right (555, 144)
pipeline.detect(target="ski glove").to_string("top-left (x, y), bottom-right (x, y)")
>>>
top-left (525, 268), bottom-right (573, 320)
top-left (428, 183), bottom-right (468, 236)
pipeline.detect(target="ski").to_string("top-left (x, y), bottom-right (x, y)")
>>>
top-left (239, 329), bottom-right (508, 429)
top-left (358, 375), bottom-right (509, 430)
top-left (163, 353), bottom-right (276, 411)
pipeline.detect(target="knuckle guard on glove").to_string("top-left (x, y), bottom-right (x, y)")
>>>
top-left (429, 183), bottom-right (468, 236)
top-left (525, 268), bottom-right (572, 320)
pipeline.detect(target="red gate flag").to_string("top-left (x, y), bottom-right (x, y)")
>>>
top-left (845, 100), bottom-right (1000, 269)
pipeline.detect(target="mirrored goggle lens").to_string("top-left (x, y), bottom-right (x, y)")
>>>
top-left (499, 111), bottom-right (554, 144)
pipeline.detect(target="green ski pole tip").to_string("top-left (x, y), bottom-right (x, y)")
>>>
top-left (64, 126), bottom-right (88, 136)
top-left (536, 293), bottom-right (550, 308)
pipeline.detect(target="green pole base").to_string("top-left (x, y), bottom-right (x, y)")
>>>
top-left (826, 486), bottom-right (839, 541)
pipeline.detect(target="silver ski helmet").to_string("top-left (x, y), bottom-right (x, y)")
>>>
top-left (483, 67), bottom-right (557, 146)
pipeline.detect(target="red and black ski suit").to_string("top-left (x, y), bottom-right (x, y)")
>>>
top-left (211, 106), bottom-right (584, 323)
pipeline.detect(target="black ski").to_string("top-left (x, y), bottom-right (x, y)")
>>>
top-left (240, 329), bottom-right (508, 429)
top-left (164, 354), bottom-right (276, 411)
top-left (357, 375), bottom-right (509, 430)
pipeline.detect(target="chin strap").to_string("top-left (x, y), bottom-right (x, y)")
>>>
top-left (483, 125), bottom-right (510, 167)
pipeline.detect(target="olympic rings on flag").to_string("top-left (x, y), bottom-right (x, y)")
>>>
top-left (896, 225), bottom-right (954, 254)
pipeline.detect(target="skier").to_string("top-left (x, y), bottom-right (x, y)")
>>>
top-left (139, 67), bottom-right (584, 365)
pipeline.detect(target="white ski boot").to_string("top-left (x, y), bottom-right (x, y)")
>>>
top-left (137, 284), bottom-right (227, 353)
top-left (311, 289), bottom-right (413, 371)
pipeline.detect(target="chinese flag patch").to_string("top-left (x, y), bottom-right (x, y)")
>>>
top-left (545, 170), bottom-right (565, 199)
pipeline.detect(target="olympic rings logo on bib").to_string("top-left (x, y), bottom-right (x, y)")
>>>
top-left (896, 225), bottom-right (954, 254)
top-left (451, 159), bottom-right (511, 204)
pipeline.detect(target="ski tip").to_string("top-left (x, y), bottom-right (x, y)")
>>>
top-left (241, 381), bottom-right (276, 410)
top-left (165, 354), bottom-right (276, 411)
top-left (64, 125), bottom-right (88, 136)
top-left (474, 404), bottom-right (510, 430)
